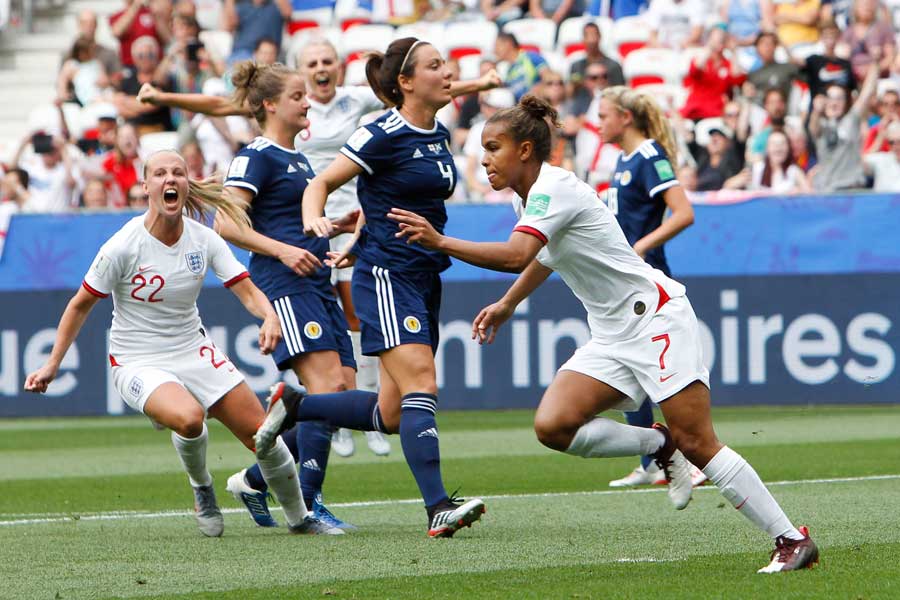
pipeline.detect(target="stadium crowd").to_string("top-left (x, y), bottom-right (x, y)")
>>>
top-left (3, 0), bottom-right (900, 216)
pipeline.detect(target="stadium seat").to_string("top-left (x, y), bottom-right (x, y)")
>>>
top-left (445, 20), bottom-right (498, 60)
top-left (635, 83), bottom-right (687, 112)
top-left (139, 131), bottom-right (180, 155)
top-left (503, 18), bottom-right (557, 56)
top-left (340, 24), bottom-right (394, 84)
top-left (287, 7), bottom-right (333, 34)
top-left (333, 0), bottom-right (373, 30)
top-left (623, 47), bottom-right (681, 87)
top-left (286, 26), bottom-right (343, 68)
top-left (198, 30), bottom-right (233, 63)
top-left (611, 16), bottom-right (649, 59)
top-left (556, 16), bottom-right (590, 58)
top-left (394, 22), bottom-right (447, 56)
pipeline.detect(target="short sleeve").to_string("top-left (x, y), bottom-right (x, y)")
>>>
top-left (512, 183), bottom-right (575, 245)
top-left (340, 124), bottom-right (390, 175)
top-left (207, 229), bottom-right (249, 287)
top-left (639, 148), bottom-right (679, 198)
top-left (223, 148), bottom-right (270, 197)
top-left (82, 242), bottom-right (123, 298)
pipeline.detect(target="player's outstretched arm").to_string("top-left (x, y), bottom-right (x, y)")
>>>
top-left (227, 278), bottom-right (282, 355)
top-left (473, 260), bottom-right (553, 344)
top-left (137, 83), bottom-right (248, 117)
top-left (389, 208), bottom-right (543, 273)
top-left (449, 69), bottom-right (502, 98)
top-left (24, 287), bottom-right (101, 393)
top-left (303, 155), bottom-right (365, 238)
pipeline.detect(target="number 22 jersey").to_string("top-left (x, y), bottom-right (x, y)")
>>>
top-left (82, 216), bottom-right (249, 360)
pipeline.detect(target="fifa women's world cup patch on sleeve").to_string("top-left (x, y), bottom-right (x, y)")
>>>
top-left (653, 159), bottom-right (675, 181)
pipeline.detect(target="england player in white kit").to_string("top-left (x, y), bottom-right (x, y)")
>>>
top-left (24, 150), bottom-right (336, 537)
top-left (390, 95), bottom-right (819, 573)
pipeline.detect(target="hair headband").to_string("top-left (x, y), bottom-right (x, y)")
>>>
top-left (399, 40), bottom-right (427, 75)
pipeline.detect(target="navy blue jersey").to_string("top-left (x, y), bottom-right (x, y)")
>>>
top-left (606, 139), bottom-right (679, 276)
top-left (340, 108), bottom-right (456, 273)
top-left (224, 137), bottom-right (331, 298)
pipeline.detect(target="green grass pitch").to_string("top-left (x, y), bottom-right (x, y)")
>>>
top-left (1, 405), bottom-right (899, 599)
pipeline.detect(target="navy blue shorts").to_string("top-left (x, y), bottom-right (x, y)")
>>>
top-left (270, 292), bottom-right (356, 371)
top-left (352, 256), bottom-right (442, 356)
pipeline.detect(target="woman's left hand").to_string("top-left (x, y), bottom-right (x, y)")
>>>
top-left (258, 312), bottom-right (282, 355)
top-left (331, 209), bottom-right (361, 236)
top-left (388, 208), bottom-right (443, 249)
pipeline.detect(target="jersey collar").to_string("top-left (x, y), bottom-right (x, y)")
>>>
top-left (620, 138), bottom-right (653, 162)
top-left (257, 136), bottom-right (299, 154)
top-left (391, 107), bottom-right (438, 134)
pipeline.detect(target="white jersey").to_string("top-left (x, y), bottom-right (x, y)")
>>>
top-left (513, 164), bottom-right (686, 344)
top-left (82, 216), bottom-right (249, 360)
top-left (293, 86), bottom-right (384, 218)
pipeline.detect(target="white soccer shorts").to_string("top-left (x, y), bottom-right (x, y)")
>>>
top-left (329, 232), bottom-right (355, 284)
top-left (559, 295), bottom-right (710, 410)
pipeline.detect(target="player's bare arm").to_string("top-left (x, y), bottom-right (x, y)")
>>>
top-left (24, 286), bottom-right (101, 393)
top-left (303, 154), bottom-right (364, 238)
top-left (226, 277), bottom-right (282, 355)
top-left (325, 210), bottom-right (366, 269)
top-left (449, 69), bottom-right (502, 98)
top-left (473, 259), bottom-right (553, 344)
top-left (137, 83), bottom-right (250, 117)
top-left (214, 188), bottom-right (322, 276)
top-left (632, 186), bottom-right (695, 258)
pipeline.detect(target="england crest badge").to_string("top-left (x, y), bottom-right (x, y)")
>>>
top-left (185, 251), bottom-right (204, 274)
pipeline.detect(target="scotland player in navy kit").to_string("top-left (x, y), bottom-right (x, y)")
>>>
top-left (598, 86), bottom-right (706, 490)
top-left (254, 38), bottom-right (486, 538)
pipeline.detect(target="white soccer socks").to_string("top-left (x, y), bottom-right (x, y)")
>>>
top-left (257, 436), bottom-right (310, 527)
top-left (565, 417), bottom-right (666, 458)
top-left (171, 422), bottom-right (213, 488)
top-left (702, 446), bottom-right (803, 540)
top-left (350, 330), bottom-right (379, 393)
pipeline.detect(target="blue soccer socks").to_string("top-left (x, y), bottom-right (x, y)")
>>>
top-left (400, 393), bottom-right (448, 508)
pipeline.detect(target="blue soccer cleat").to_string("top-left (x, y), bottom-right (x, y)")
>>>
top-left (312, 493), bottom-right (356, 530)
top-left (225, 469), bottom-right (278, 527)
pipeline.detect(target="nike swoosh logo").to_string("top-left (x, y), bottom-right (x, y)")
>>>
top-left (659, 373), bottom-right (678, 382)
top-left (138, 265), bottom-right (153, 273)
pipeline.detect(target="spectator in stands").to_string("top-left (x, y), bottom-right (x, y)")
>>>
top-left (222, 0), bottom-right (291, 64)
top-left (748, 87), bottom-right (788, 159)
top-left (253, 36), bottom-right (278, 65)
top-left (719, 0), bottom-right (766, 51)
top-left (57, 36), bottom-right (112, 107)
top-left (114, 36), bottom-right (176, 135)
top-left (750, 130), bottom-right (811, 193)
top-left (126, 182), bottom-right (149, 208)
top-left (494, 32), bottom-right (549, 101)
top-left (0, 168), bottom-right (29, 207)
top-left (721, 99), bottom-right (750, 164)
top-left (798, 20), bottom-right (855, 115)
top-left (569, 22), bottom-right (625, 88)
top-left (677, 164), bottom-right (698, 192)
top-left (761, 0), bottom-right (820, 49)
top-left (463, 88), bottom-right (517, 202)
top-left (863, 120), bottom-right (900, 192)
top-left (13, 132), bottom-right (78, 213)
top-left (81, 178), bottom-right (110, 209)
top-left (645, 0), bottom-right (704, 50)
top-left (534, 70), bottom-right (576, 170)
top-left (190, 78), bottom-right (253, 174)
top-left (688, 123), bottom-right (748, 191)
top-left (746, 32), bottom-right (800, 106)
top-left (570, 61), bottom-right (612, 119)
top-left (110, 0), bottom-right (172, 68)
top-left (69, 9), bottom-right (122, 85)
top-left (841, 0), bottom-right (895, 81)
top-left (863, 86), bottom-right (900, 153)
top-left (809, 63), bottom-right (878, 191)
top-left (455, 59), bottom-right (499, 150)
top-left (680, 25), bottom-right (746, 121)
top-left (480, 0), bottom-right (527, 25)
top-left (101, 124), bottom-right (142, 207)
top-left (181, 141), bottom-right (206, 179)
top-left (821, 0), bottom-right (852, 29)
top-left (529, 0), bottom-right (584, 24)
top-left (785, 123), bottom-right (815, 172)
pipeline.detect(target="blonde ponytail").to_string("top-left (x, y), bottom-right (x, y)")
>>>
top-left (187, 178), bottom-right (251, 229)
top-left (602, 86), bottom-right (678, 166)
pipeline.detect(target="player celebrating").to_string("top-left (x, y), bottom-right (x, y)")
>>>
top-left (388, 95), bottom-right (818, 572)
top-left (598, 86), bottom-right (706, 489)
top-left (23, 150), bottom-right (335, 537)
top-left (254, 37), bottom-right (487, 538)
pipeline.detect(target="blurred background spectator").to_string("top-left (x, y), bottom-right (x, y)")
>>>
top-left (680, 25), bottom-right (746, 120)
top-left (222, 0), bottom-right (291, 64)
top-left (645, 0), bottom-right (704, 50)
top-left (463, 87), bottom-right (517, 202)
top-left (569, 22), bottom-right (624, 88)
top-left (114, 36), bottom-right (175, 134)
top-left (863, 120), bottom-right (900, 191)
top-left (110, 0), bottom-right (172, 68)
top-left (495, 32), bottom-right (548, 101)
top-left (750, 129), bottom-right (811, 193)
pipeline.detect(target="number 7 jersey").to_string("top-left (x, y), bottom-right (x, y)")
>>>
top-left (341, 108), bottom-right (456, 273)
top-left (82, 216), bottom-right (249, 360)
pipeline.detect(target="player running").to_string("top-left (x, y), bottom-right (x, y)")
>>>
top-left (254, 37), bottom-right (487, 538)
top-left (23, 150), bottom-right (336, 537)
top-left (388, 94), bottom-right (818, 572)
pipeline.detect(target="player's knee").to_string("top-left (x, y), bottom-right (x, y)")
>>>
top-left (670, 427), bottom-right (717, 465)
top-left (172, 408), bottom-right (205, 438)
top-left (533, 413), bottom-right (572, 451)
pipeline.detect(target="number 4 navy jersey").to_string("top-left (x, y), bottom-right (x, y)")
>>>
top-left (224, 137), bottom-right (332, 299)
top-left (340, 108), bottom-right (456, 273)
top-left (606, 139), bottom-right (680, 277)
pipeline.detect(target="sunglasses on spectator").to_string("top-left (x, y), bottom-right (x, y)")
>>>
top-left (724, 111), bottom-right (739, 118)
top-left (129, 193), bottom-right (148, 200)
top-left (585, 73), bottom-right (607, 80)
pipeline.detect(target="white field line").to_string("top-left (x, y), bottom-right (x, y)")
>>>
top-left (1, 473), bottom-right (898, 528)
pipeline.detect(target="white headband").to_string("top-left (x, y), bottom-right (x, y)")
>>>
top-left (399, 40), bottom-right (427, 75)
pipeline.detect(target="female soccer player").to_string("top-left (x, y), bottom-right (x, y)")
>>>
top-left (23, 149), bottom-right (335, 537)
top-left (387, 95), bottom-right (818, 572)
top-left (597, 86), bottom-right (706, 489)
top-left (254, 37), bottom-right (487, 538)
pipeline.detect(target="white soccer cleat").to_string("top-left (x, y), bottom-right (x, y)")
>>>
top-left (609, 463), bottom-right (661, 488)
top-left (331, 428), bottom-right (355, 457)
top-left (254, 383), bottom-right (289, 458)
top-left (663, 450), bottom-right (694, 510)
top-left (365, 431), bottom-right (391, 456)
top-left (192, 484), bottom-right (224, 537)
top-left (690, 464), bottom-right (708, 487)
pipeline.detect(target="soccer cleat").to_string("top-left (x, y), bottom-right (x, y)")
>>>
top-left (651, 464), bottom-right (708, 487)
top-left (427, 497), bottom-right (486, 538)
top-left (288, 515), bottom-right (345, 535)
top-left (254, 382), bottom-right (303, 458)
top-left (225, 469), bottom-right (278, 528)
top-left (757, 526), bottom-right (819, 573)
top-left (650, 422), bottom-right (693, 510)
top-left (331, 428), bottom-right (355, 457)
top-left (609, 463), bottom-right (661, 487)
top-left (365, 431), bottom-right (391, 456)
top-left (192, 484), bottom-right (224, 537)
top-left (312, 493), bottom-right (357, 530)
